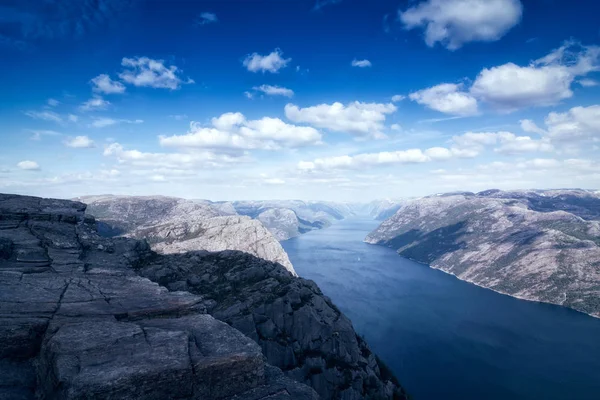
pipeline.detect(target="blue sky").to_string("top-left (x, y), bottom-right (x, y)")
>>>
top-left (1, 0), bottom-right (599, 201)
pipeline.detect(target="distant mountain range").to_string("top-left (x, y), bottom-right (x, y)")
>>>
top-left (365, 189), bottom-right (600, 318)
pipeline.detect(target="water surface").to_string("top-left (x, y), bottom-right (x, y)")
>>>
top-left (282, 218), bottom-right (600, 400)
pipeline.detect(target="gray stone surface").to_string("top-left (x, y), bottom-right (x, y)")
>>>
top-left (78, 195), bottom-right (296, 275)
top-left (0, 193), bottom-right (318, 400)
top-left (137, 250), bottom-right (407, 400)
top-left (366, 189), bottom-right (600, 318)
top-left (1, 193), bottom-right (405, 399)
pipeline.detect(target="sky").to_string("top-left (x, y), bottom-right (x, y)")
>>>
top-left (1, 0), bottom-right (599, 202)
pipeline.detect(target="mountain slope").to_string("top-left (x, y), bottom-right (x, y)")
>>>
top-left (232, 200), bottom-right (355, 240)
top-left (77, 195), bottom-right (295, 275)
top-left (366, 190), bottom-right (600, 318)
top-left (0, 193), bottom-right (407, 399)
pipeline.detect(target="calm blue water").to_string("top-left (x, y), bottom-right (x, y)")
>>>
top-left (282, 218), bottom-right (600, 400)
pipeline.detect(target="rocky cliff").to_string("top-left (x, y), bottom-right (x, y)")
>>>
top-left (1, 193), bottom-right (407, 400)
top-left (365, 189), bottom-right (600, 318)
top-left (77, 195), bottom-right (295, 275)
top-left (232, 201), bottom-right (354, 241)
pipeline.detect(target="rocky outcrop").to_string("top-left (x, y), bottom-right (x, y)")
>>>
top-left (0, 193), bottom-right (315, 400)
top-left (137, 251), bottom-right (407, 400)
top-left (1, 193), bottom-right (406, 399)
top-left (232, 201), bottom-right (354, 241)
top-left (366, 190), bottom-right (600, 318)
top-left (366, 200), bottom-right (409, 221)
top-left (78, 195), bottom-right (295, 276)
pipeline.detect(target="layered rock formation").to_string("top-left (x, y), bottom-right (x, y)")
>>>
top-left (366, 189), bottom-right (600, 318)
top-left (1, 193), bottom-right (406, 399)
top-left (77, 195), bottom-right (295, 275)
top-left (232, 201), bottom-right (354, 241)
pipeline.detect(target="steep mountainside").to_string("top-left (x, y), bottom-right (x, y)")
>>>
top-left (232, 201), bottom-right (355, 240)
top-left (77, 195), bottom-right (295, 275)
top-left (366, 199), bottom-right (410, 221)
top-left (0, 193), bottom-right (407, 400)
top-left (366, 190), bottom-right (600, 318)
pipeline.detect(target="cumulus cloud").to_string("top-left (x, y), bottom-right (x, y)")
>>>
top-left (519, 105), bottom-right (600, 142)
top-left (24, 110), bottom-right (62, 123)
top-left (391, 95), bottom-right (406, 102)
top-left (119, 57), bottom-right (193, 89)
top-left (409, 83), bottom-right (478, 115)
top-left (79, 96), bottom-right (110, 112)
top-left (103, 143), bottom-right (241, 169)
top-left (243, 49), bottom-right (291, 73)
top-left (252, 84), bottom-right (294, 97)
top-left (470, 41), bottom-right (600, 111)
top-left (451, 131), bottom-right (554, 155)
top-left (64, 136), bottom-right (95, 148)
top-left (195, 12), bottom-right (217, 25)
top-left (399, 0), bottom-right (522, 50)
top-left (90, 74), bottom-right (126, 94)
top-left (351, 59), bottom-right (372, 68)
top-left (284, 101), bottom-right (397, 138)
top-left (578, 79), bottom-right (599, 87)
top-left (159, 112), bottom-right (322, 151)
top-left (298, 148), bottom-right (446, 171)
top-left (17, 161), bottom-right (40, 171)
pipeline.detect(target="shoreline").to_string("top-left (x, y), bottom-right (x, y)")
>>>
top-left (364, 240), bottom-right (600, 320)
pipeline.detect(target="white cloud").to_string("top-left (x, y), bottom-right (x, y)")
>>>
top-left (253, 84), bottom-right (294, 97)
top-left (391, 95), bottom-right (406, 102)
top-left (169, 114), bottom-right (188, 121)
top-left (159, 112), bottom-right (322, 151)
top-left (119, 57), bottom-right (193, 90)
top-left (64, 136), bottom-right (95, 148)
top-left (470, 42), bottom-right (600, 111)
top-left (27, 129), bottom-right (61, 140)
top-left (451, 131), bottom-right (554, 155)
top-left (103, 142), bottom-right (240, 169)
top-left (195, 12), bottom-right (217, 25)
top-left (47, 98), bottom-right (60, 107)
top-left (298, 148), bottom-right (438, 170)
top-left (284, 101), bottom-right (397, 138)
top-left (391, 124), bottom-right (402, 131)
top-left (90, 74), bottom-right (126, 94)
top-left (399, 0), bottom-right (523, 50)
top-left (91, 118), bottom-right (143, 128)
top-left (409, 83), bottom-right (478, 115)
top-left (79, 96), bottom-right (110, 112)
top-left (68, 114), bottom-right (79, 122)
top-left (425, 147), bottom-right (453, 160)
top-left (244, 91), bottom-right (254, 99)
top-left (243, 49), bottom-right (291, 73)
top-left (520, 105), bottom-right (600, 142)
top-left (24, 110), bottom-right (62, 123)
top-left (351, 59), bottom-right (372, 68)
top-left (578, 79), bottom-right (599, 87)
top-left (17, 161), bottom-right (40, 171)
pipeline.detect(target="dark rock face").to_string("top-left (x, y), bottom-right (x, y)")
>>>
top-left (137, 251), bottom-right (407, 400)
top-left (366, 190), bottom-right (600, 318)
top-left (0, 193), bottom-right (316, 400)
top-left (1, 193), bottom-right (405, 400)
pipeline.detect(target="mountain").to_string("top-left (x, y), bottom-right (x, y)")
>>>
top-left (365, 199), bottom-right (410, 220)
top-left (0, 193), bottom-right (407, 400)
top-left (365, 189), bottom-right (600, 318)
top-left (77, 195), bottom-right (295, 275)
top-left (232, 200), bottom-right (355, 240)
